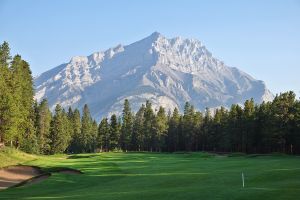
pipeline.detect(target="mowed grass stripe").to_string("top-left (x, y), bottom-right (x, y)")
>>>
top-left (0, 153), bottom-right (299, 200)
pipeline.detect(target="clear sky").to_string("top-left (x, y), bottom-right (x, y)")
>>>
top-left (0, 0), bottom-right (299, 96)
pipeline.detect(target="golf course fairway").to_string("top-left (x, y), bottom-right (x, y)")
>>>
top-left (0, 152), bottom-right (299, 200)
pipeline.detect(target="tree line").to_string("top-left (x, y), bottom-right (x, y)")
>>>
top-left (1, 41), bottom-right (300, 154)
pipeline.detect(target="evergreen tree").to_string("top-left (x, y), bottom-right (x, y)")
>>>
top-left (132, 105), bottom-right (145, 151)
top-left (0, 41), bottom-right (11, 65)
top-left (0, 42), bottom-right (12, 145)
top-left (201, 108), bottom-right (212, 151)
top-left (110, 114), bottom-right (120, 151)
top-left (81, 104), bottom-right (94, 152)
top-left (255, 102), bottom-right (273, 153)
top-left (7, 55), bottom-right (24, 147)
top-left (49, 104), bottom-right (71, 154)
top-left (0, 42), bottom-right (37, 152)
top-left (242, 99), bottom-right (255, 153)
top-left (153, 106), bottom-right (168, 151)
top-left (10, 55), bottom-right (36, 151)
top-left (227, 104), bottom-right (243, 152)
top-left (120, 99), bottom-right (133, 151)
top-left (98, 118), bottom-right (110, 152)
top-left (271, 91), bottom-right (296, 153)
top-left (143, 100), bottom-right (155, 151)
top-left (64, 108), bottom-right (72, 150)
top-left (90, 120), bottom-right (98, 152)
top-left (193, 111), bottom-right (203, 151)
top-left (68, 108), bottom-right (82, 153)
top-left (293, 100), bottom-right (300, 154)
top-left (210, 107), bottom-right (228, 151)
top-left (167, 108), bottom-right (180, 152)
top-left (182, 102), bottom-right (195, 151)
top-left (36, 99), bottom-right (52, 154)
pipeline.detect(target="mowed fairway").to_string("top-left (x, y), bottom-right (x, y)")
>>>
top-left (0, 153), bottom-right (300, 200)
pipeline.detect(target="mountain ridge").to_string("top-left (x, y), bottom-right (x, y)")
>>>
top-left (34, 32), bottom-right (273, 119)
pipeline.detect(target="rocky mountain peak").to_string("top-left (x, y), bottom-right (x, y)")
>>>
top-left (34, 33), bottom-right (274, 119)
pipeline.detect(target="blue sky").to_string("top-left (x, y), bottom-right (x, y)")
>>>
top-left (0, 0), bottom-right (299, 95)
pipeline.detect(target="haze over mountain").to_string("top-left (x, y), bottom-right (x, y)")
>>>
top-left (34, 32), bottom-right (273, 119)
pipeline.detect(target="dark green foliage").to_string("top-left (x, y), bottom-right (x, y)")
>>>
top-left (167, 108), bottom-right (180, 152)
top-left (80, 104), bottom-right (97, 153)
top-left (0, 41), bottom-right (11, 65)
top-left (120, 99), bottom-right (133, 151)
top-left (97, 118), bottom-right (110, 152)
top-left (67, 108), bottom-right (82, 153)
top-left (143, 100), bottom-right (155, 151)
top-left (182, 103), bottom-right (195, 151)
top-left (153, 106), bottom-right (168, 151)
top-left (131, 105), bottom-right (145, 151)
top-left (97, 95), bottom-right (299, 154)
top-left (35, 99), bottom-right (52, 154)
top-left (0, 42), bottom-right (12, 144)
top-left (293, 101), bottom-right (300, 154)
top-left (49, 105), bottom-right (71, 154)
top-left (90, 120), bottom-right (98, 152)
top-left (271, 92), bottom-right (296, 152)
top-left (0, 42), bottom-right (37, 153)
top-left (110, 114), bottom-right (120, 151)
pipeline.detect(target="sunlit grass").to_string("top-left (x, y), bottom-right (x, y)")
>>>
top-left (0, 152), bottom-right (300, 200)
top-left (0, 147), bottom-right (36, 168)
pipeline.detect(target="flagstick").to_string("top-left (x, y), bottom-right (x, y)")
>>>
top-left (242, 172), bottom-right (245, 188)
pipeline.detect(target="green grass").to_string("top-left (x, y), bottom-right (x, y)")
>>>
top-left (0, 152), bottom-right (300, 200)
top-left (0, 147), bottom-right (36, 168)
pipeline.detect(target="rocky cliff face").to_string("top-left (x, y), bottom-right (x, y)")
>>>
top-left (34, 32), bottom-right (273, 119)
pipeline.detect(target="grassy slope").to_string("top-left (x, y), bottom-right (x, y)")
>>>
top-left (0, 147), bottom-right (36, 168)
top-left (0, 152), bottom-right (300, 200)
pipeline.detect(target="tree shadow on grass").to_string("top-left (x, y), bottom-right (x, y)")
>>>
top-left (67, 155), bottom-right (100, 159)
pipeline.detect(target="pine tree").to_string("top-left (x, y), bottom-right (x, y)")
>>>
top-left (182, 102), bottom-right (195, 151)
top-left (0, 42), bottom-right (12, 145)
top-left (120, 99), bottom-right (133, 151)
top-left (271, 91), bottom-right (296, 153)
top-left (90, 120), bottom-right (98, 152)
top-left (143, 100), bottom-right (155, 151)
top-left (36, 99), bottom-right (52, 154)
top-left (9, 55), bottom-right (36, 151)
top-left (153, 106), bottom-right (168, 151)
top-left (0, 42), bottom-right (37, 152)
top-left (81, 104), bottom-right (94, 152)
top-left (49, 104), bottom-right (71, 154)
top-left (293, 100), bottom-right (300, 154)
top-left (98, 118), bottom-right (110, 152)
top-left (110, 114), bottom-right (120, 151)
top-left (132, 105), bottom-right (145, 151)
top-left (193, 111), bottom-right (203, 151)
top-left (167, 108), bottom-right (180, 152)
top-left (201, 108), bottom-right (212, 151)
top-left (69, 109), bottom-right (82, 153)
top-left (63, 108), bottom-right (73, 150)
top-left (242, 99), bottom-right (255, 153)
top-left (210, 107), bottom-right (228, 152)
top-left (228, 104), bottom-right (243, 152)
top-left (1, 55), bottom-right (22, 147)
top-left (254, 102), bottom-right (273, 153)
top-left (0, 41), bottom-right (11, 65)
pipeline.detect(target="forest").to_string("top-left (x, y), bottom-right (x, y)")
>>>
top-left (1, 41), bottom-right (300, 155)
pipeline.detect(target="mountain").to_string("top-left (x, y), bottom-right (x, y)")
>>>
top-left (34, 32), bottom-right (273, 119)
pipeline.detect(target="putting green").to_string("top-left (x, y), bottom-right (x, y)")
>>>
top-left (0, 152), bottom-right (299, 200)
